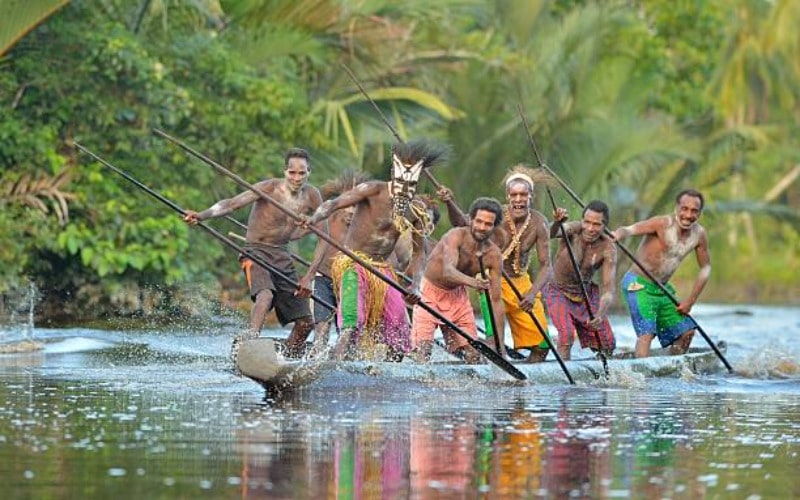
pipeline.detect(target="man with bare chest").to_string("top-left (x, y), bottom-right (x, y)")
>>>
top-left (183, 148), bottom-right (322, 361)
top-left (298, 169), bottom-right (369, 356)
top-left (613, 189), bottom-right (711, 357)
top-left (439, 166), bottom-right (551, 362)
top-left (541, 201), bottom-right (617, 360)
top-left (411, 197), bottom-right (506, 363)
top-left (307, 140), bottom-right (446, 360)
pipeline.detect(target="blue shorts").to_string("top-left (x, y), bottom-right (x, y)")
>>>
top-left (621, 272), bottom-right (695, 347)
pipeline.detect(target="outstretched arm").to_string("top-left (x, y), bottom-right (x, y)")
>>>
top-left (184, 182), bottom-right (269, 224)
top-left (309, 181), bottom-right (379, 225)
top-left (613, 215), bottom-right (664, 240)
top-left (678, 229), bottom-right (711, 315)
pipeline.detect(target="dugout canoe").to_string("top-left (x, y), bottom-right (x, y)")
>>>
top-left (236, 338), bottom-right (728, 392)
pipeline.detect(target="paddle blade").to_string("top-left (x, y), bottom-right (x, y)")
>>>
top-left (466, 338), bottom-right (527, 380)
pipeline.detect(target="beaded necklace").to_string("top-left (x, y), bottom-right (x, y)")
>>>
top-left (501, 206), bottom-right (531, 275)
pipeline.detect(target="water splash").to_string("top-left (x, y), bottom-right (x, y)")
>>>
top-left (0, 280), bottom-right (43, 353)
top-left (736, 347), bottom-right (800, 379)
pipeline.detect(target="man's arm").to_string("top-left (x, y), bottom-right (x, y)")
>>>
top-left (613, 216), bottom-right (664, 240)
top-left (295, 220), bottom-right (329, 298)
top-left (678, 229), bottom-right (711, 315)
top-left (437, 187), bottom-right (468, 227)
top-left (405, 230), bottom-right (428, 293)
top-left (440, 232), bottom-right (483, 289)
top-left (529, 217), bottom-right (552, 294)
top-left (551, 220), bottom-right (580, 239)
top-left (290, 188), bottom-right (323, 240)
top-left (184, 184), bottom-right (266, 224)
top-left (309, 181), bottom-right (378, 225)
top-left (594, 242), bottom-right (618, 322)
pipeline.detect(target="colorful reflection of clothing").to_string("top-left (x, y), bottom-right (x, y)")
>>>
top-left (331, 253), bottom-right (411, 355)
top-left (493, 411), bottom-right (543, 496)
top-left (501, 274), bottom-right (549, 348)
top-left (334, 427), bottom-right (410, 499)
top-left (410, 419), bottom-right (474, 497)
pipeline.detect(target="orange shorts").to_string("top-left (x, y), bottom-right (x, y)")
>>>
top-left (411, 279), bottom-right (477, 353)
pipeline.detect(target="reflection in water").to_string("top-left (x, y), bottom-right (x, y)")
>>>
top-left (2, 304), bottom-right (800, 498)
top-left (546, 400), bottom-right (611, 498)
top-left (410, 415), bottom-right (474, 497)
top-left (484, 401), bottom-right (543, 497)
top-left (1, 375), bottom-right (800, 498)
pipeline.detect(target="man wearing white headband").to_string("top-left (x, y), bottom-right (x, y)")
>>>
top-left (439, 165), bottom-right (552, 362)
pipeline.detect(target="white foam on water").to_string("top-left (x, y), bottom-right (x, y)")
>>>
top-left (44, 337), bottom-right (116, 354)
top-left (736, 347), bottom-right (800, 379)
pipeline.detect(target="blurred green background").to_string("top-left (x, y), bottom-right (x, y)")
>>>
top-left (1, 0), bottom-right (797, 323)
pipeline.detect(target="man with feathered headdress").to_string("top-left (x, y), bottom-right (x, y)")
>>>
top-left (307, 140), bottom-right (448, 361)
top-left (439, 165), bottom-right (553, 362)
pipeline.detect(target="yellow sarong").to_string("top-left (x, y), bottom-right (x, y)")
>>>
top-left (501, 274), bottom-right (549, 348)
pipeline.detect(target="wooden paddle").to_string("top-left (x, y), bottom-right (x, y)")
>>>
top-left (477, 253), bottom-right (503, 355)
top-left (153, 129), bottom-right (527, 381)
top-left (515, 104), bottom-right (733, 373)
top-left (74, 142), bottom-right (336, 313)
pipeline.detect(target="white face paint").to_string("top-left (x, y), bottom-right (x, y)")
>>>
top-left (389, 153), bottom-right (425, 219)
top-left (390, 154), bottom-right (425, 201)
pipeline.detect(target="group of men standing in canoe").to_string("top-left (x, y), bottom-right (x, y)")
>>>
top-left (183, 139), bottom-right (711, 368)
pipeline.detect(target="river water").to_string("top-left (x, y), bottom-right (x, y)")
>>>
top-left (1, 304), bottom-right (799, 498)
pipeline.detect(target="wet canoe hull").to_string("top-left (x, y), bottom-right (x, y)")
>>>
top-left (236, 338), bottom-right (728, 392)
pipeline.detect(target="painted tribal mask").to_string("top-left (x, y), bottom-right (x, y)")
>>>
top-left (389, 153), bottom-right (425, 218)
top-left (387, 140), bottom-right (448, 234)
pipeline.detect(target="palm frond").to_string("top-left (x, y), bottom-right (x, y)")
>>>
top-left (0, 169), bottom-right (75, 226)
top-left (712, 200), bottom-right (800, 229)
top-left (0, 0), bottom-right (69, 56)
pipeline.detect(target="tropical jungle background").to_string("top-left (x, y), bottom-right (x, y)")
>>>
top-left (1, 0), bottom-right (798, 323)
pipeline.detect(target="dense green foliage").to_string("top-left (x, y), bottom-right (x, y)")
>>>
top-left (1, 0), bottom-right (798, 320)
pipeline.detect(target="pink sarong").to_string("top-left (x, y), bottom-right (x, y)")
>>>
top-left (411, 279), bottom-right (477, 352)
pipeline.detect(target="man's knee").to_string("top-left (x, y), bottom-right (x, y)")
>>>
top-left (254, 289), bottom-right (274, 306)
top-left (294, 316), bottom-right (314, 330)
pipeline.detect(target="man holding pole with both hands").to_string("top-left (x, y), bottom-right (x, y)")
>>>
top-left (612, 189), bottom-right (711, 358)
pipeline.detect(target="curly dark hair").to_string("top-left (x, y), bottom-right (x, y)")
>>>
top-left (468, 197), bottom-right (503, 227)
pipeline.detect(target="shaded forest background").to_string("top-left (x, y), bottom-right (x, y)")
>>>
top-left (1, 0), bottom-right (798, 323)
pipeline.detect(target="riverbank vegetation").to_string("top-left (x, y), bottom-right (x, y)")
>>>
top-left (1, 0), bottom-right (798, 322)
